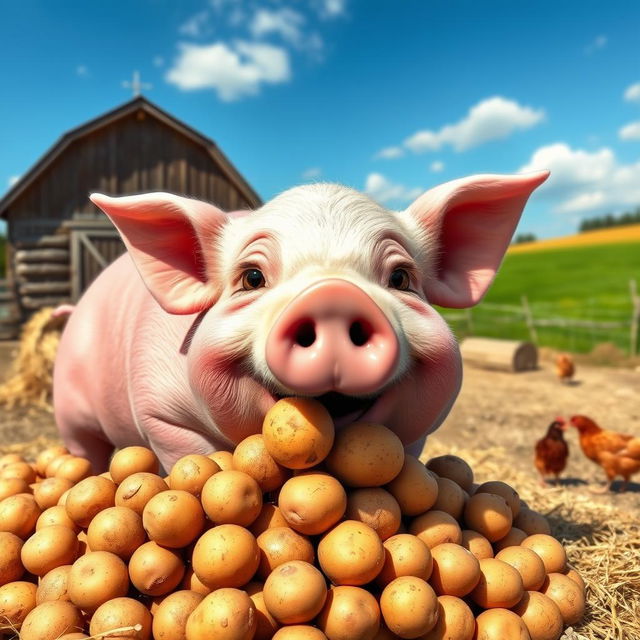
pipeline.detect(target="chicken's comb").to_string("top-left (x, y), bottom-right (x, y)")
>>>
top-left (554, 416), bottom-right (566, 425)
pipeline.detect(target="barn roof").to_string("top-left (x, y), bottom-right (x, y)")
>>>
top-left (0, 96), bottom-right (262, 218)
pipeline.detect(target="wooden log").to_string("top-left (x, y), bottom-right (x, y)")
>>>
top-left (15, 263), bottom-right (70, 277)
top-left (14, 248), bottom-right (69, 263)
top-left (460, 337), bottom-right (538, 372)
top-left (21, 296), bottom-right (70, 310)
top-left (14, 234), bottom-right (69, 250)
top-left (18, 281), bottom-right (71, 295)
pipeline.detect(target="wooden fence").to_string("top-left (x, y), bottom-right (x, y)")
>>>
top-left (443, 280), bottom-right (640, 356)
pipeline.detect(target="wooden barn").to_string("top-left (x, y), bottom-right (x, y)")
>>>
top-left (0, 96), bottom-right (262, 338)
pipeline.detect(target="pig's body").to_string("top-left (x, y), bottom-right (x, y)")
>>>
top-left (54, 174), bottom-right (548, 472)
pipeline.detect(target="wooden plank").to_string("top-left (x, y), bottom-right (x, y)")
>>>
top-left (22, 295), bottom-right (70, 310)
top-left (14, 234), bottom-right (69, 249)
top-left (15, 263), bottom-right (70, 277)
top-left (19, 282), bottom-right (71, 295)
top-left (15, 248), bottom-right (69, 263)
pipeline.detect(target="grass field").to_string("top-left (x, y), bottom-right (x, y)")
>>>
top-left (442, 238), bottom-right (640, 354)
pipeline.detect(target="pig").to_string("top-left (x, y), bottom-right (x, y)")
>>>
top-left (53, 171), bottom-right (548, 472)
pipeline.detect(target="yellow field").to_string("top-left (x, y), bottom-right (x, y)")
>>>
top-left (509, 223), bottom-right (640, 253)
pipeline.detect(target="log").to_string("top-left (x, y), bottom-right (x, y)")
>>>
top-left (15, 248), bottom-right (69, 263)
top-left (18, 281), bottom-right (71, 295)
top-left (14, 234), bottom-right (69, 250)
top-left (21, 296), bottom-right (70, 310)
top-left (15, 263), bottom-right (70, 277)
top-left (460, 337), bottom-right (538, 372)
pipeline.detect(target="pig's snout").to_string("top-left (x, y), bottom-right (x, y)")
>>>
top-left (265, 279), bottom-right (399, 395)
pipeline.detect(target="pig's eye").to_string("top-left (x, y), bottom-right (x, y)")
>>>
top-left (389, 268), bottom-right (411, 291)
top-left (242, 268), bottom-right (266, 290)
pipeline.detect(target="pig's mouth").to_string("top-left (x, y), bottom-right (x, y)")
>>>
top-left (313, 391), bottom-right (381, 427)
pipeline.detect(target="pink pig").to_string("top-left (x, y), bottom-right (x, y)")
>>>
top-left (53, 171), bottom-right (548, 472)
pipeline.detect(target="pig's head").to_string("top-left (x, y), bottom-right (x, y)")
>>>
top-left (90, 171), bottom-right (547, 450)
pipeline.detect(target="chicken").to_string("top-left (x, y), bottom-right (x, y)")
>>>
top-left (555, 353), bottom-right (575, 384)
top-left (569, 415), bottom-right (640, 492)
top-left (534, 418), bottom-right (569, 485)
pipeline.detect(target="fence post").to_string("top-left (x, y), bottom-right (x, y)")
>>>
top-left (521, 295), bottom-right (538, 343)
top-left (630, 279), bottom-right (640, 356)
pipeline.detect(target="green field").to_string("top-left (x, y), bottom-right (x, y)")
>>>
top-left (441, 242), bottom-right (640, 354)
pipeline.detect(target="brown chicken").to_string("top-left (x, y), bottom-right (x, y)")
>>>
top-left (569, 415), bottom-right (640, 492)
top-left (555, 353), bottom-right (575, 384)
top-left (534, 418), bottom-right (569, 485)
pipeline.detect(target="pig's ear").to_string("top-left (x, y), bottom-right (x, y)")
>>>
top-left (405, 171), bottom-right (549, 308)
top-left (90, 192), bottom-right (227, 314)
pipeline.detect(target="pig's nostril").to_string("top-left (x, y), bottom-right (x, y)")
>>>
top-left (294, 320), bottom-right (316, 347)
top-left (349, 320), bottom-right (372, 347)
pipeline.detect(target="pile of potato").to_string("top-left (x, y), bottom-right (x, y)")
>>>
top-left (0, 397), bottom-right (585, 640)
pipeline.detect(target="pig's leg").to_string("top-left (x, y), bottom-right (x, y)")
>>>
top-left (57, 417), bottom-right (115, 474)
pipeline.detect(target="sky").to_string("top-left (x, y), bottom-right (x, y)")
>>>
top-left (2, 0), bottom-right (640, 239)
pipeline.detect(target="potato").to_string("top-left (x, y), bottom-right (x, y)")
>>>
top-left (470, 558), bottom-right (524, 609)
top-left (514, 507), bottom-right (551, 536)
top-left (89, 596), bottom-right (152, 640)
top-left (429, 543), bottom-right (481, 597)
top-left (143, 489), bottom-right (205, 548)
top-left (245, 582), bottom-right (280, 640)
top-left (256, 526), bottom-right (315, 579)
top-left (208, 450), bottom-right (234, 471)
top-left (464, 492), bottom-right (512, 542)
top-left (272, 625), bottom-right (328, 640)
top-left (0, 580), bottom-right (37, 629)
top-left (109, 446), bottom-right (159, 484)
top-left (345, 488), bottom-right (401, 541)
top-left (152, 590), bottom-right (204, 640)
top-left (36, 564), bottom-right (72, 604)
top-left (376, 533), bottom-right (433, 587)
top-left (192, 524), bottom-right (259, 590)
top-left (68, 551), bottom-right (129, 612)
top-left (316, 585), bottom-right (380, 640)
top-left (380, 576), bottom-right (438, 638)
top-left (512, 591), bottom-right (564, 640)
top-left (262, 397), bottom-right (335, 470)
top-left (431, 476), bottom-right (466, 520)
top-left (36, 505), bottom-right (80, 533)
top-left (115, 471), bottom-right (168, 515)
top-left (422, 595), bottom-right (475, 640)
top-left (0, 494), bottom-right (41, 539)
top-left (19, 601), bottom-right (85, 640)
top-left (20, 525), bottom-right (79, 576)
top-left (185, 588), bottom-right (256, 640)
top-left (233, 434), bottom-right (291, 492)
top-left (128, 542), bottom-right (185, 597)
top-left (87, 506), bottom-right (146, 560)
top-left (0, 453), bottom-right (25, 470)
top-left (474, 608), bottom-right (530, 640)
top-left (0, 477), bottom-right (30, 501)
top-left (169, 454), bottom-right (220, 497)
top-left (325, 422), bottom-right (404, 487)
top-left (45, 454), bottom-right (74, 478)
top-left (54, 456), bottom-right (93, 484)
top-left (201, 470), bottom-right (262, 527)
top-left (250, 503), bottom-right (290, 537)
top-left (496, 546), bottom-right (547, 591)
top-left (35, 445), bottom-right (69, 477)
top-left (0, 531), bottom-right (24, 585)
top-left (263, 560), bottom-right (328, 624)
top-left (409, 510), bottom-right (462, 549)
top-left (180, 567), bottom-right (212, 595)
top-left (278, 472), bottom-right (346, 535)
top-left (65, 476), bottom-right (116, 527)
top-left (562, 564), bottom-right (586, 592)
top-left (1, 461), bottom-right (37, 484)
top-left (425, 455), bottom-right (474, 492)
top-left (521, 534), bottom-right (568, 574)
top-left (541, 572), bottom-right (586, 626)
top-left (493, 526), bottom-right (527, 551)
top-left (460, 529), bottom-right (494, 560)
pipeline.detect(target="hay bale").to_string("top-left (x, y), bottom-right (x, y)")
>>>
top-left (0, 307), bottom-right (67, 409)
top-left (460, 337), bottom-right (538, 372)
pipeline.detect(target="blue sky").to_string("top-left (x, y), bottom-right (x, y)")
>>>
top-left (2, 0), bottom-right (640, 239)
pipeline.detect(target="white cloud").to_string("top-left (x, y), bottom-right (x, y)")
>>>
top-left (166, 41), bottom-right (290, 101)
top-left (8, 176), bottom-right (20, 187)
top-left (153, 56), bottom-right (165, 67)
top-left (429, 161), bottom-right (444, 173)
top-left (76, 65), bottom-right (89, 78)
top-left (519, 142), bottom-right (640, 214)
top-left (375, 146), bottom-right (404, 160)
top-left (179, 10), bottom-right (210, 37)
top-left (251, 8), bottom-right (304, 44)
top-left (317, 0), bottom-right (346, 18)
top-left (302, 167), bottom-right (322, 180)
top-left (624, 83), bottom-right (640, 103)
top-left (619, 121), bottom-right (640, 141)
top-left (403, 97), bottom-right (545, 153)
top-left (364, 173), bottom-right (422, 205)
top-left (585, 34), bottom-right (607, 54)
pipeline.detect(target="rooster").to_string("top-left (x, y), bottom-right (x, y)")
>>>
top-left (534, 417), bottom-right (569, 485)
top-left (569, 415), bottom-right (640, 492)
top-left (555, 353), bottom-right (575, 384)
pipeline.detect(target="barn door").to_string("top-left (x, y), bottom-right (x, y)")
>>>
top-left (67, 221), bottom-right (126, 302)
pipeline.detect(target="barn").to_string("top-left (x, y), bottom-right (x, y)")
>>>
top-left (0, 96), bottom-right (262, 338)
